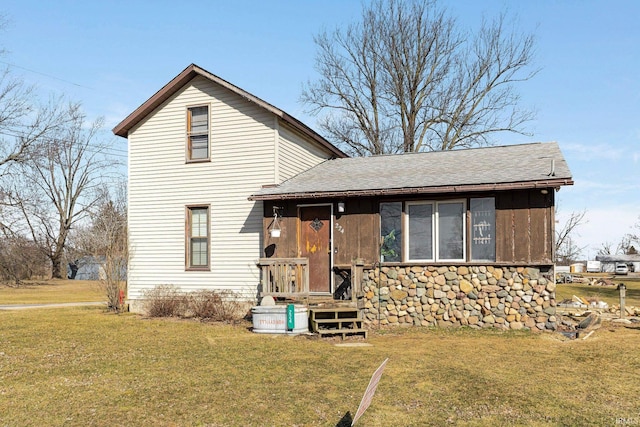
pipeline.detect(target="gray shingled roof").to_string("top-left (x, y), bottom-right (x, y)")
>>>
top-left (250, 142), bottom-right (573, 200)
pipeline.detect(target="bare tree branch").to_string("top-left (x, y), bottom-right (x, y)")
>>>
top-left (0, 69), bottom-right (72, 173)
top-left (67, 181), bottom-right (128, 310)
top-left (302, 0), bottom-right (537, 155)
top-left (597, 241), bottom-right (615, 256)
top-left (625, 215), bottom-right (640, 250)
top-left (7, 106), bottom-right (121, 278)
top-left (555, 209), bottom-right (587, 264)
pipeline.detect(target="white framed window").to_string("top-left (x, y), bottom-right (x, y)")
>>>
top-left (403, 200), bottom-right (466, 262)
top-left (437, 201), bottom-right (465, 261)
top-left (186, 206), bottom-right (210, 270)
top-left (187, 105), bottom-right (209, 161)
top-left (407, 202), bottom-right (434, 261)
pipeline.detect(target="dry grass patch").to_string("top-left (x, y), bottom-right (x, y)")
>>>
top-left (0, 279), bottom-right (103, 304)
top-left (1, 307), bottom-right (640, 426)
top-left (556, 277), bottom-right (640, 307)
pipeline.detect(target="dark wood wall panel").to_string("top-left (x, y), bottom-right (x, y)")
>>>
top-left (334, 198), bottom-right (378, 266)
top-left (360, 199), bottom-right (379, 264)
top-left (333, 205), bottom-right (350, 265)
top-left (496, 206), bottom-right (513, 262)
top-left (495, 194), bottom-right (514, 262)
top-left (262, 200), bottom-right (298, 258)
top-left (262, 190), bottom-right (554, 265)
top-left (495, 190), bottom-right (553, 264)
top-left (513, 202), bottom-right (531, 262)
top-left (529, 191), bottom-right (552, 263)
top-left (263, 199), bottom-right (380, 263)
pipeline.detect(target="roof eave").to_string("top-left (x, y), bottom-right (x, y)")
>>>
top-left (111, 64), bottom-right (347, 158)
top-left (280, 113), bottom-right (347, 158)
top-left (249, 178), bottom-right (574, 201)
top-left (113, 64), bottom-right (199, 138)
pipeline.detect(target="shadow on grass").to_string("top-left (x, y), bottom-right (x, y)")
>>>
top-left (336, 411), bottom-right (353, 427)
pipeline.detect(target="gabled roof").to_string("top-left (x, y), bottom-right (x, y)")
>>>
top-left (112, 64), bottom-right (347, 158)
top-left (250, 142), bottom-right (573, 200)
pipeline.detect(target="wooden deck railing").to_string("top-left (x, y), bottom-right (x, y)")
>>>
top-left (258, 258), bottom-right (309, 298)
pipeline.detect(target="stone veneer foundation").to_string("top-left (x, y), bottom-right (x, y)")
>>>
top-left (360, 265), bottom-right (556, 331)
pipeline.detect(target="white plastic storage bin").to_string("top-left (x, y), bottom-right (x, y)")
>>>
top-left (251, 305), bottom-right (308, 334)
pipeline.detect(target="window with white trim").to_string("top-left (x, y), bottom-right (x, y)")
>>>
top-left (187, 106), bottom-right (209, 161)
top-left (406, 201), bottom-right (465, 262)
top-left (407, 202), bottom-right (433, 260)
top-left (187, 206), bottom-right (209, 269)
top-left (437, 201), bottom-right (465, 261)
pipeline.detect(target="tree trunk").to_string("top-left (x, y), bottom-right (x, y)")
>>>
top-left (50, 253), bottom-right (64, 279)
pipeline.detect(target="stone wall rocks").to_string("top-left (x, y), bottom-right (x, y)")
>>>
top-left (360, 265), bottom-right (556, 331)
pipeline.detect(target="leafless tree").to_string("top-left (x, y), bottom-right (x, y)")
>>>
top-left (302, 0), bottom-right (537, 156)
top-left (0, 70), bottom-right (76, 280)
top-left (95, 188), bottom-right (128, 309)
top-left (555, 210), bottom-right (587, 264)
top-left (0, 71), bottom-right (69, 166)
top-left (69, 182), bottom-right (128, 311)
top-left (624, 215), bottom-right (640, 250)
top-left (597, 241), bottom-right (614, 256)
top-left (0, 76), bottom-right (73, 236)
top-left (0, 64), bottom-right (75, 241)
top-left (7, 106), bottom-right (120, 278)
top-left (0, 235), bottom-right (48, 286)
top-left (597, 217), bottom-right (640, 256)
top-left (617, 235), bottom-right (637, 256)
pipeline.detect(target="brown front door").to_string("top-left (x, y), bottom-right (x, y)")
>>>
top-left (299, 205), bottom-right (332, 293)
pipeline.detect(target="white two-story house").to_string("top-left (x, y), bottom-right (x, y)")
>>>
top-left (113, 64), bottom-right (346, 312)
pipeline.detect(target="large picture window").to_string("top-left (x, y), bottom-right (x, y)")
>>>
top-left (382, 198), bottom-right (492, 263)
top-left (405, 201), bottom-right (465, 262)
top-left (187, 206), bottom-right (210, 269)
top-left (187, 106), bottom-right (209, 161)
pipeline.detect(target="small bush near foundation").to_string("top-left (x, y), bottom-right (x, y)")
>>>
top-left (143, 286), bottom-right (244, 321)
top-left (143, 285), bottom-right (187, 317)
top-left (189, 289), bottom-right (243, 322)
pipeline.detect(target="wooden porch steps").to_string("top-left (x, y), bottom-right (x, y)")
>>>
top-left (309, 307), bottom-right (367, 339)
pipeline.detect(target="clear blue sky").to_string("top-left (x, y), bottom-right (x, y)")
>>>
top-left (2, 0), bottom-right (639, 258)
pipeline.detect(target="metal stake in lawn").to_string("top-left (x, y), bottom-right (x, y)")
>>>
top-left (351, 358), bottom-right (388, 426)
top-left (618, 283), bottom-right (626, 319)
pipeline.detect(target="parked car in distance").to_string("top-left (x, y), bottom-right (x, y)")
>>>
top-left (616, 263), bottom-right (629, 275)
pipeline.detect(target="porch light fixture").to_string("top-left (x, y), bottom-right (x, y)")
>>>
top-left (269, 206), bottom-right (281, 238)
top-left (337, 202), bottom-right (345, 213)
top-left (540, 189), bottom-right (549, 195)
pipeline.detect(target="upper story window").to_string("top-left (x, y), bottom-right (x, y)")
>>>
top-left (187, 106), bottom-right (209, 161)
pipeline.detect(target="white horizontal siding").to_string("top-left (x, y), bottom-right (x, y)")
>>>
top-left (128, 75), bottom-right (275, 302)
top-left (277, 122), bottom-right (333, 182)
